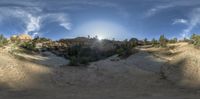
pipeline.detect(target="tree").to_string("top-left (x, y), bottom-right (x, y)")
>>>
top-left (159, 35), bottom-right (167, 47)
top-left (144, 38), bottom-right (148, 45)
top-left (0, 34), bottom-right (8, 47)
top-left (169, 38), bottom-right (177, 43)
top-left (151, 38), bottom-right (159, 47)
top-left (190, 34), bottom-right (200, 48)
top-left (129, 38), bottom-right (138, 47)
top-left (191, 34), bottom-right (197, 43)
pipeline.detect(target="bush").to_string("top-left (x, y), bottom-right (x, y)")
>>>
top-left (20, 41), bottom-right (36, 51)
top-left (0, 34), bottom-right (8, 47)
top-left (151, 38), bottom-right (159, 47)
top-left (67, 44), bottom-right (118, 66)
top-left (79, 57), bottom-right (90, 65)
top-left (169, 38), bottom-right (177, 43)
top-left (67, 45), bottom-right (101, 66)
top-left (116, 42), bottom-right (135, 58)
top-left (144, 38), bottom-right (149, 45)
top-left (159, 35), bottom-right (167, 47)
top-left (190, 34), bottom-right (200, 48)
top-left (69, 56), bottom-right (79, 66)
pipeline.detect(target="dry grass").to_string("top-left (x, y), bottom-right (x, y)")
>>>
top-left (159, 42), bottom-right (200, 88)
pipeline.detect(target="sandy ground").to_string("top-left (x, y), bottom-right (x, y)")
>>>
top-left (160, 43), bottom-right (200, 88)
top-left (0, 43), bottom-right (200, 99)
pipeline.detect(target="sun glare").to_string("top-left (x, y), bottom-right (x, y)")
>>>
top-left (97, 36), bottom-right (103, 40)
top-left (74, 20), bottom-right (128, 40)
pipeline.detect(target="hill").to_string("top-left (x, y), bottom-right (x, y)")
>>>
top-left (0, 43), bottom-right (200, 98)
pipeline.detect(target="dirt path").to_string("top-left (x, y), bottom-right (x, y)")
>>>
top-left (126, 51), bottom-right (167, 73)
top-left (0, 44), bottom-right (200, 99)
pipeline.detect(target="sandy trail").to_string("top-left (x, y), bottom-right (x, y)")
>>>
top-left (0, 44), bottom-right (199, 99)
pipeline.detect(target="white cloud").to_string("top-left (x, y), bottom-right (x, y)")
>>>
top-left (56, 15), bottom-right (72, 30)
top-left (146, 0), bottom-right (200, 17)
top-left (181, 8), bottom-right (200, 38)
top-left (24, 14), bottom-right (41, 34)
top-left (0, 7), bottom-right (71, 36)
top-left (173, 19), bottom-right (188, 25)
top-left (41, 13), bottom-right (72, 31)
top-left (146, 5), bottom-right (174, 17)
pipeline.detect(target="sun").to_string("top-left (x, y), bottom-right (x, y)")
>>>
top-left (97, 35), bottom-right (103, 40)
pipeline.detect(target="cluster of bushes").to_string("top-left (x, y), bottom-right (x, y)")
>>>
top-left (20, 41), bottom-right (36, 51)
top-left (116, 42), bottom-right (135, 58)
top-left (151, 35), bottom-right (177, 48)
top-left (67, 45), bottom-right (116, 66)
top-left (32, 36), bottom-right (51, 43)
top-left (190, 34), bottom-right (200, 48)
top-left (67, 44), bottom-right (136, 66)
top-left (19, 36), bottom-right (51, 52)
top-left (0, 34), bottom-right (8, 47)
top-left (168, 38), bottom-right (178, 43)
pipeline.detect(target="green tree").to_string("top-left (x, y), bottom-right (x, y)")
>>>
top-left (0, 34), bottom-right (8, 47)
top-left (129, 38), bottom-right (138, 47)
top-left (169, 38), bottom-right (177, 43)
top-left (144, 38), bottom-right (148, 45)
top-left (159, 35), bottom-right (167, 47)
top-left (151, 38), bottom-right (159, 47)
top-left (190, 34), bottom-right (200, 47)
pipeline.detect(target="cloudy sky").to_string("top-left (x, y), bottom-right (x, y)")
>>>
top-left (0, 0), bottom-right (200, 40)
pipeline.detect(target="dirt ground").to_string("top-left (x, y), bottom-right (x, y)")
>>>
top-left (0, 43), bottom-right (200, 99)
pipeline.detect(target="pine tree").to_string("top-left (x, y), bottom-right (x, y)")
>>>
top-left (159, 35), bottom-right (167, 47)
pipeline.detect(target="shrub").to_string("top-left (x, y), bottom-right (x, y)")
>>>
top-left (20, 41), bottom-right (36, 51)
top-left (78, 57), bottom-right (90, 65)
top-left (151, 38), bottom-right (159, 47)
top-left (69, 56), bottom-right (79, 66)
top-left (159, 35), bottom-right (167, 47)
top-left (67, 46), bottom-right (100, 66)
top-left (169, 38), bottom-right (177, 43)
top-left (144, 38), bottom-right (148, 45)
top-left (190, 34), bottom-right (200, 48)
top-left (0, 34), bottom-right (8, 47)
top-left (33, 36), bottom-right (51, 43)
top-left (67, 44), bottom-right (119, 66)
top-left (129, 38), bottom-right (138, 47)
top-left (116, 42), bottom-right (135, 58)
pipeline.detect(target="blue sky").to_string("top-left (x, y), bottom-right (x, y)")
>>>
top-left (0, 0), bottom-right (200, 40)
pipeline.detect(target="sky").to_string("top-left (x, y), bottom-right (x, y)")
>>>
top-left (0, 0), bottom-right (200, 40)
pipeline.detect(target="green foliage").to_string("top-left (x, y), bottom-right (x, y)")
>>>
top-left (69, 56), bottom-right (90, 66)
top-left (67, 45), bottom-right (115, 66)
top-left (151, 38), bottom-right (159, 47)
top-left (183, 37), bottom-right (190, 42)
top-left (33, 36), bottom-right (51, 43)
top-left (66, 40), bottom-right (136, 66)
top-left (129, 38), bottom-right (138, 47)
top-left (69, 56), bottom-right (79, 66)
top-left (159, 35), bottom-right (167, 47)
top-left (169, 38), bottom-right (178, 43)
top-left (20, 41), bottom-right (36, 51)
top-left (0, 34), bottom-right (8, 47)
top-left (116, 42), bottom-right (135, 58)
top-left (10, 36), bottom-right (18, 42)
top-left (190, 34), bottom-right (200, 48)
top-left (144, 38), bottom-right (148, 45)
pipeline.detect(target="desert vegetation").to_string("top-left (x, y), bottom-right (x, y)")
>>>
top-left (190, 34), bottom-right (200, 48)
top-left (1, 33), bottom-right (200, 99)
top-left (6, 34), bottom-right (185, 66)
top-left (0, 34), bottom-right (8, 47)
top-left (10, 35), bottom-right (137, 66)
